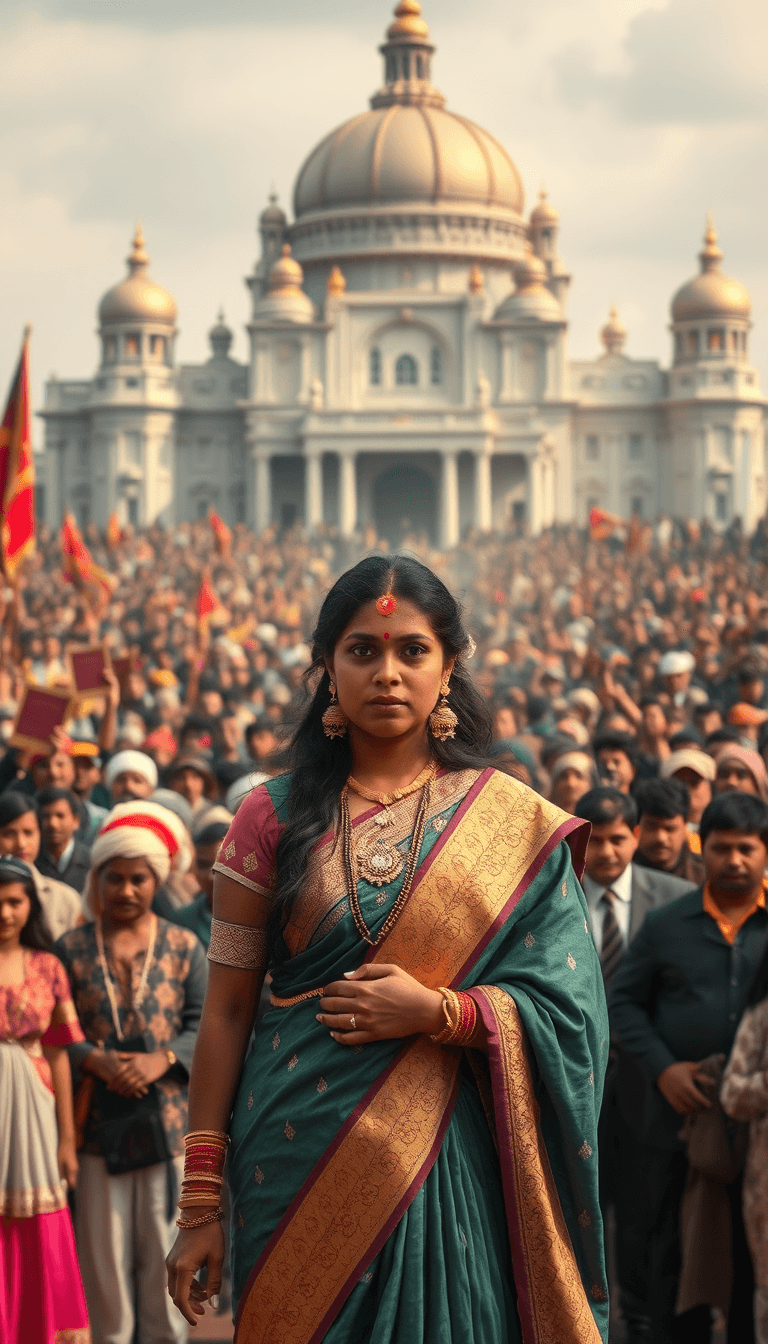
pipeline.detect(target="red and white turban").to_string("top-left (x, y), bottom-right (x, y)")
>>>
top-left (90, 801), bottom-right (192, 885)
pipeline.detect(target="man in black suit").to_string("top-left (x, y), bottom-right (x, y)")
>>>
top-left (35, 787), bottom-right (91, 895)
top-left (575, 786), bottom-right (696, 1344)
top-left (611, 791), bottom-right (768, 1343)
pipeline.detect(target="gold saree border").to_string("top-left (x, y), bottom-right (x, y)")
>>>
top-left (237, 770), bottom-right (589, 1344)
top-left (370, 768), bottom-right (586, 989)
top-left (473, 985), bottom-right (603, 1344)
top-left (235, 1037), bottom-right (459, 1344)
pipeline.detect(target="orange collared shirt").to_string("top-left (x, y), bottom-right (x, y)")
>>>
top-left (702, 882), bottom-right (767, 945)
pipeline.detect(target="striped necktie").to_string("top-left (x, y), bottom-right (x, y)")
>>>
top-left (600, 890), bottom-right (624, 988)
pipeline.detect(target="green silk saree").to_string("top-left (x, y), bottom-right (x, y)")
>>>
top-left (213, 766), bottom-right (609, 1344)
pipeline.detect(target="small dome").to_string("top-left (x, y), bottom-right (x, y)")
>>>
top-left (530, 187), bottom-right (559, 227)
top-left (387, 0), bottom-right (430, 40)
top-left (600, 305), bottom-right (627, 355)
top-left (260, 192), bottom-right (287, 227)
top-left (209, 309), bottom-right (233, 358)
top-left (495, 247), bottom-right (561, 321)
top-left (671, 220), bottom-right (751, 323)
top-left (254, 244), bottom-right (314, 324)
top-left (99, 223), bottom-right (177, 326)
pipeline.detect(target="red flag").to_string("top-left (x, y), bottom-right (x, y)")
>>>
top-left (196, 575), bottom-right (222, 631)
top-left (0, 330), bottom-right (35, 579)
top-left (589, 507), bottom-right (622, 541)
top-left (61, 511), bottom-right (116, 607)
top-left (105, 512), bottom-right (123, 548)
top-left (209, 509), bottom-right (231, 558)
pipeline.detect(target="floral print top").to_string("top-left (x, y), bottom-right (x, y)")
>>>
top-left (55, 919), bottom-right (208, 1157)
top-left (0, 949), bottom-right (84, 1092)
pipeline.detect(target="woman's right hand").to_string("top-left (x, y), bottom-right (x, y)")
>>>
top-left (166, 1220), bottom-right (225, 1327)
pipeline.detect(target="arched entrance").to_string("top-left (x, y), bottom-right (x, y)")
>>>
top-left (373, 461), bottom-right (437, 546)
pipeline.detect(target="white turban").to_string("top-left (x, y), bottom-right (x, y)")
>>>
top-left (90, 801), bottom-right (190, 886)
top-left (105, 750), bottom-right (159, 792)
top-left (658, 650), bottom-right (695, 677)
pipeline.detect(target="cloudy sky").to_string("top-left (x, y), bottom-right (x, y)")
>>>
top-left (3, 0), bottom-right (767, 420)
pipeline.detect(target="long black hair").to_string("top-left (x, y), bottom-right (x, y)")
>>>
top-left (270, 554), bottom-right (492, 960)
top-left (0, 858), bottom-right (54, 953)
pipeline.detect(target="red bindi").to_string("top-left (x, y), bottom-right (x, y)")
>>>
top-left (383, 632), bottom-right (390, 640)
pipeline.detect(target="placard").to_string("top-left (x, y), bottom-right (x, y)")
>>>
top-left (10, 686), bottom-right (73, 753)
top-left (68, 645), bottom-right (111, 697)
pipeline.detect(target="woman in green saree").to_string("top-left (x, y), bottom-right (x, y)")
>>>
top-left (166, 555), bottom-right (609, 1344)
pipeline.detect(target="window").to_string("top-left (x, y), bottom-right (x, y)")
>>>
top-left (125, 377), bottom-right (139, 388)
top-left (149, 335), bottom-right (166, 360)
top-left (430, 347), bottom-right (443, 385)
top-left (196, 498), bottom-right (209, 519)
top-left (715, 491), bottom-right (728, 522)
top-left (369, 348), bottom-right (381, 386)
top-left (631, 496), bottom-right (643, 518)
top-left (127, 497), bottom-right (139, 526)
top-left (629, 434), bottom-right (643, 460)
top-left (395, 354), bottom-right (418, 386)
top-left (686, 331), bottom-right (700, 356)
top-left (124, 333), bottom-right (141, 358)
top-left (103, 336), bottom-right (116, 363)
top-left (585, 435), bottom-right (599, 461)
top-left (708, 329), bottom-right (724, 353)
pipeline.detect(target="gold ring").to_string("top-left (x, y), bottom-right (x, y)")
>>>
top-left (349, 1014), bottom-right (356, 1030)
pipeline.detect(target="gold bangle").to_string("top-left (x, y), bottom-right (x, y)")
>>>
top-left (176, 1208), bottom-right (224, 1229)
top-left (429, 988), bottom-right (460, 1044)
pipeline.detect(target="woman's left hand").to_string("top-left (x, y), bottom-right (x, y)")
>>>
top-left (317, 965), bottom-right (444, 1046)
top-left (110, 1050), bottom-right (170, 1096)
top-left (58, 1138), bottom-right (79, 1189)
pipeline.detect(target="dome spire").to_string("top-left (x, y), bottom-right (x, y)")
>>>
top-left (128, 220), bottom-right (149, 273)
top-left (600, 304), bottom-right (627, 356)
top-left (372, 0), bottom-right (445, 109)
top-left (699, 214), bottom-right (724, 274)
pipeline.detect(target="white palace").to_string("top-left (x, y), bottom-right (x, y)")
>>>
top-left (41, 0), bottom-right (767, 543)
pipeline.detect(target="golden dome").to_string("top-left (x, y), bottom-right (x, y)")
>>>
top-left (327, 265), bottom-right (347, 296)
top-left (269, 243), bottom-right (305, 293)
top-left (495, 246), bottom-right (561, 321)
top-left (255, 244), bottom-right (315, 324)
top-left (671, 219), bottom-right (751, 323)
top-left (98, 223), bottom-right (177, 326)
top-left (600, 304), bottom-right (627, 355)
top-left (530, 187), bottom-right (559, 227)
top-left (387, 0), bottom-right (430, 40)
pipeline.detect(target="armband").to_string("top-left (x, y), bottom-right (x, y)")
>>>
top-left (207, 919), bottom-right (268, 970)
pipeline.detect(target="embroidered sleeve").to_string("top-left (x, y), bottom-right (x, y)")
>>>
top-left (212, 781), bottom-right (280, 898)
top-left (721, 1002), bottom-right (768, 1121)
top-left (41, 954), bottom-right (85, 1047)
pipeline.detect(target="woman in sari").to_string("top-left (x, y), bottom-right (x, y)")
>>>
top-left (167, 555), bottom-right (609, 1343)
top-left (0, 853), bottom-right (90, 1343)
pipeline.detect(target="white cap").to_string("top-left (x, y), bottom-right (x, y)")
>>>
top-left (658, 650), bottom-right (695, 677)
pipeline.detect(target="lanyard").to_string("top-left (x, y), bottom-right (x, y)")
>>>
top-left (95, 915), bottom-right (157, 1043)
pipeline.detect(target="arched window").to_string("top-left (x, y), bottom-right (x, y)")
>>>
top-left (395, 354), bottom-right (418, 386)
top-left (369, 347), bottom-right (381, 386)
top-left (430, 347), bottom-right (443, 385)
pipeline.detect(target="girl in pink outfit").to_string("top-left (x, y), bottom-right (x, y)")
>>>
top-left (0, 853), bottom-right (90, 1344)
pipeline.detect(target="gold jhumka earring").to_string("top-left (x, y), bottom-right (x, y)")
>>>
top-left (322, 682), bottom-right (348, 739)
top-left (429, 679), bottom-right (458, 741)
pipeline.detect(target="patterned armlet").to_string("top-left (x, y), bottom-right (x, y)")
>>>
top-left (207, 919), bottom-right (268, 970)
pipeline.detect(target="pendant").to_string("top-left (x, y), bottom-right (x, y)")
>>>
top-left (357, 836), bottom-right (405, 887)
top-left (373, 809), bottom-right (394, 828)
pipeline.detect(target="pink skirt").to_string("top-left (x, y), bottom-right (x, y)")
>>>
top-left (0, 1207), bottom-right (90, 1343)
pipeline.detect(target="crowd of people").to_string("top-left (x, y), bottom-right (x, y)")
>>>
top-left (4, 511), bottom-right (768, 1341)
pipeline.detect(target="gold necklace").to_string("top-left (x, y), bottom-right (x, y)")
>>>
top-left (341, 763), bottom-right (436, 945)
top-left (346, 760), bottom-right (436, 816)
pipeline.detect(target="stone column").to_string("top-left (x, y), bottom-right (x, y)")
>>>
top-left (254, 453), bottom-right (271, 534)
top-left (474, 449), bottom-right (492, 532)
top-left (528, 454), bottom-right (543, 535)
top-left (440, 451), bottom-right (460, 549)
top-left (305, 451), bottom-right (323, 533)
top-left (339, 452), bottom-right (357, 536)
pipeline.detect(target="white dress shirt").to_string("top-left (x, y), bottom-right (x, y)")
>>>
top-left (582, 862), bottom-right (633, 956)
